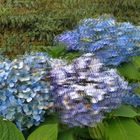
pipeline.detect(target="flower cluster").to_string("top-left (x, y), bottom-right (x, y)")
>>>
top-left (0, 52), bottom-right (140, 129)
top-left (50, 53), bottom-right (130, 126)
top-left (0, 52), bottom-right (52, 130)
top-left (122, 92), bottom-right (140, 107)
top-left (0, 14), bottom-right (140, 129)
top-left (55, 15), bottom-right (140, 66)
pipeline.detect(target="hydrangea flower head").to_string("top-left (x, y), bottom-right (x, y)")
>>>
top-left (55, 15), bottom-right (140, 66)
top-left (0, 52), bottom-right (52, 130)
top-left (50, 53), bottom-right (130, 126)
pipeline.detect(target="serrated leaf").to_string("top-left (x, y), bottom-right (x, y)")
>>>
top-left (46, 44), bottom-right (66, 58)
top-left (105, 118), bottom-right (140, 140)
top-left (0, 118), bottom-right (25, 140)
top-left (112, 105), bottom-right (138, 118)
top-left (58, 130), bottom-right (74, 140)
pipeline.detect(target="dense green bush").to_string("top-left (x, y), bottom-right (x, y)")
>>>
top-left (0, 1), bottom-right (140, 140)
top-left (0, 0), bottom-right (140, 58)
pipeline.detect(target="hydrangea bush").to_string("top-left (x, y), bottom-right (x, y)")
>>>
top-left (55, 15), bottom-right (140, 66)
top-left (0, 14), bottom-right (140, 140)
top-left (1, 52), bottom-right (140, 131)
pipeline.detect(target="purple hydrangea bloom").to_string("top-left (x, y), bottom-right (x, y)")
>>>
top-left (50, 53), bottom-right (131, 127)
top-left (0, 52), bottom-right (52, 130)
top-left (55, 15), bottom-right (140, 66)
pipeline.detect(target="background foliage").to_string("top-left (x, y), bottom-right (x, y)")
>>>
top-left (0, 0), bottom-right (140, 140)
top-left (0, 0), bottom-right (140, 58)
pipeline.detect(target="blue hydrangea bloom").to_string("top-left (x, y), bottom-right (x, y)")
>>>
top-left (0, 52), bottom-right (52, 130)
top-left (55, 15), bottom-right (140, 66)
top-left (122, 93), bottom-right (140, 107)
top-left (50, 53), bottom-right (132, 127)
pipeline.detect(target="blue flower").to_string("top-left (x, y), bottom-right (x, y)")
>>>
top-left (122, 92), bottom-right (140, 107)
top-left (55, 15), bottom-right (140, 66)
top-left (50, 53), bottom-right (131, 127)
top-left (0, 52), bottom-right (52, 130)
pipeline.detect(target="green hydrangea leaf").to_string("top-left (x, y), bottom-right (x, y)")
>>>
top-left (132, 56), bottom-right (140, 68)
top-left (112, 105), bottom-right (138, 118)
top-left (0, 118), bottom-right (25, 140)
top-left (46, 44), bottom-right (67, 58)
top-left (105, 118), bottom-right (140, 140)
top-left (118, 62), bottom-right (140, 81)
top-left (58, 130), bottom-right (74, 140)
top-left (27, 115), bottom-right (58, 140)
top-left (89, 122), bottom-right (105, 140)
top-left (134, 85), bottom-right (140, 94)
top-left (27, 123), bottom-right (58, 140)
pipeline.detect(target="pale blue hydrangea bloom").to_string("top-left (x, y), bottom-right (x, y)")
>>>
top-left (122, 92), bottom-right (140, 107)
top-left (0, 52), bottom-right (52, 130)
top-left (50, 53), bottom-right (139, 127)
top-left (55, 15), bottom-right (140, 66)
